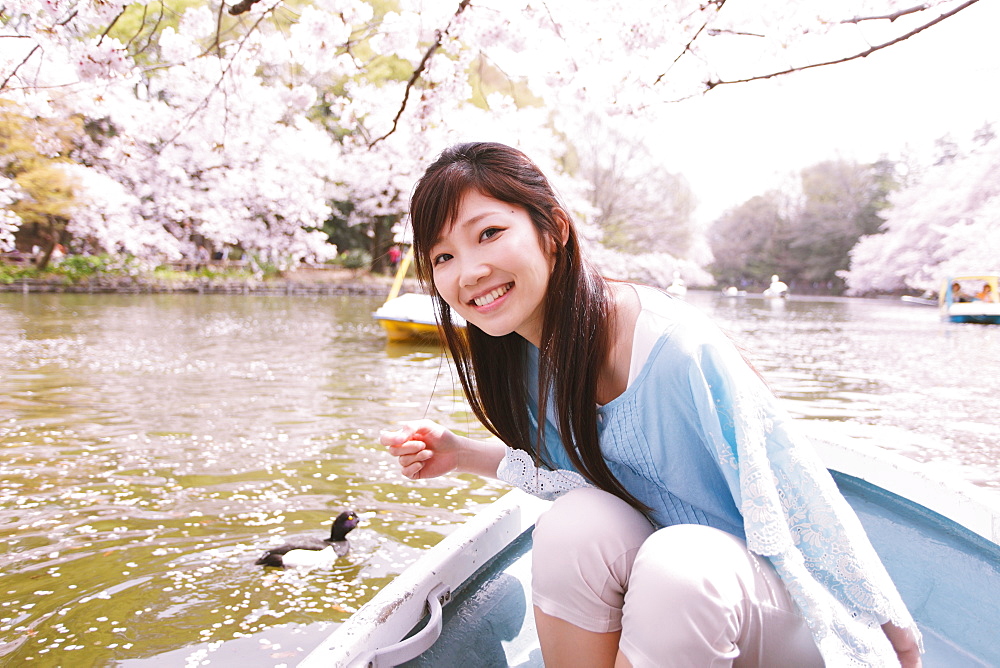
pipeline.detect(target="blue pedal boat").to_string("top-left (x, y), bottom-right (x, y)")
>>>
top-left (940, 274), bottom-right (1000, 324)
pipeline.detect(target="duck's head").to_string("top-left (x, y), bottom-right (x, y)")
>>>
top-left (329, 510), bottom-right (361, 541)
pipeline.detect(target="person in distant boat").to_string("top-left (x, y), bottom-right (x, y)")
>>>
top-left (388, 244), bottom-right (402, 272)
top-left (382, 142), bottom-right (922, 668)
top-left (976, 283), bottom-right (997, 303)
top-left (952, 282), bottom-right (973, 302)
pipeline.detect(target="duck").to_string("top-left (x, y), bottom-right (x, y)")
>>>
top-left (255, 510), bottom-right (360, 569)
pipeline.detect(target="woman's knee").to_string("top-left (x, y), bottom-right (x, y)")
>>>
top-left (533, 488), bottom-right (652, 570)
top-left (620, 524), bottom-right (822, 667)
top-left (532, 488), bottom-right (654, 614)
top-left (628, 524), bottom-right (749, 602)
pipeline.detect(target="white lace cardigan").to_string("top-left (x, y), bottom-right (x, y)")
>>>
top-left (497, 285), bottom-right (919, 666)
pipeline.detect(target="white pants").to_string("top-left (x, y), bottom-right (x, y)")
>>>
top-left (531, 488), bottom-right (824, 667)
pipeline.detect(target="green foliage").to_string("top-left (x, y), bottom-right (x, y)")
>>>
top-left (334, 248), bottom-right (372, 270)
top-left (9, 165), bottom-right (78, 226)
top-left (47, 254), bottom-right (145, 282)
top-left (322, 201), bottom-right (368, 252)
top-left (245, 254), bottom-right (282, 278)
top-left (321, 202), bottom-right (400, 274)
top-left (708, 191), bottom-right (789, 287)
top-left (468, 56), bottom-right (544, 110)
top-left (0, 262), bottom-right (37, 284)
top-left (50, 254), bottom-right (110, 281)
top-left (0, 100), bottom-right (85, 268)
top-left (708, 159), bottom-right (900, 293)
top-left (0, 253), bottom-right (145, 284)
top-left (152, 263), bottom-right (254, 282)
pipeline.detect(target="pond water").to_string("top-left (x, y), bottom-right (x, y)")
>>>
top-left (1, 290), bottom-right (997, 667)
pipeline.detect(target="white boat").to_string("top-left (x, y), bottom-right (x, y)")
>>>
top-left (939, 273), bottom-right (1000, 324)
top-left (298, 437), bottom-right (1000, 667)
top-left (900, 295), bottom-right (937, 307)
top-left (373, 247), bottom-right (465, 341)
top-left (373, 292), bottom-right (444, 342)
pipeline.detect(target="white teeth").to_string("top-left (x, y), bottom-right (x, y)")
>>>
top-left (474, 283), bottom-right (511, 307)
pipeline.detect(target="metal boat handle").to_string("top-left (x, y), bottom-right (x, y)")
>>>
top-left (363, 583), bottom-right (451, 668)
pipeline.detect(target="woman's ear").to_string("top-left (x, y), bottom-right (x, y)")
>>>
top-left (552, 208), bottom-right (571, 246)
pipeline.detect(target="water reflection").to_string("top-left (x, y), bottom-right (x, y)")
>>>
top-left (1, 290), bottom-right (998, 666)
top-left (0, 293), bottom-right (503, 667)
top-left (702, 292), bottom-right (1000, 487)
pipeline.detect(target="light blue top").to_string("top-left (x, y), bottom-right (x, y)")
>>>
top-left (521, 285), bottom-right (918, 667)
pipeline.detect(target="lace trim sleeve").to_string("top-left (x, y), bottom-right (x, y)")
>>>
top-left (496, 446), bottom-right (593, 500)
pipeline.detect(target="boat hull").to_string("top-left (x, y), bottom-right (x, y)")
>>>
top-left (376, 318), bottom-right (442, 342)
top-left (945, 313), bottom-right (1000, 325)
top-left (373, 292), bottom-right (449, 342)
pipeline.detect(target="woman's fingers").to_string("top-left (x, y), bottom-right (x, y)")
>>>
top-left (380, 427), bottom-right (413, 447)
top-left (381, 427), bottom-right (423, 454)
top-left (401, 460), bottom-right (425, 479)
top-left (382, 421), bottom-right (452, 480)
top-left (386, 441), bottom-right (424, 457)
top-left (399, 447), bottom-right (435, 479)
top-left (398, 449), bottom-right (433, 468)
top-left (381, 421), bottom-right (435, 447)
top-left (383, 425), bottom-right (436, 479)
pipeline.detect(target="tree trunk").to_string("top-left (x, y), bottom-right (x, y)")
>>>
top-left (35, 237), bottom-right (56, 271)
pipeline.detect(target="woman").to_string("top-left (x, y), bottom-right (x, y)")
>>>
top-left (382, 142), bottom-right (921, 667)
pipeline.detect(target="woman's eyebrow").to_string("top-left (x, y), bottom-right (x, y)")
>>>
top-left (457, 211), bottom-right (500, 228)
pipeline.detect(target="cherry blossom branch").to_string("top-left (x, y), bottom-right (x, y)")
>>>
top-left (97, 7), bottom-right (128, 45)
top-left (213, 0), bottom-right (227, 56)
top-left (160, 6), bottom-right (275, 148)
top-left (370, 0), bottom-right (472, 147)
top-left (655, 0), bottom-right (727, 85)
top-left (121, 3), bottom-right (149, 51)
top-left (130, 2), bottom-right (166, 57)
top-left (702, 0), bottom-right (981, 91)
top-left (0, 43), bottom-right (40, 89)
top-left (842, 4), bottom-right (931, 24)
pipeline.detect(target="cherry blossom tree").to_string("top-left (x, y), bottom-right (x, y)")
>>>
top-left (843, 128), bottom-right (1000, 294)
top-left (0, 176), bottom-right (19, 252)
top-left (0, 0), bottom-right (987, 272)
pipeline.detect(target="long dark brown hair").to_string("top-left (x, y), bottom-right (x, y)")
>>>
top-left (409, 142), bottom-right (644, 510)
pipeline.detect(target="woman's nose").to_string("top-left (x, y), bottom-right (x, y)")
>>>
top-left (459, 258), bottom-right (490, 287)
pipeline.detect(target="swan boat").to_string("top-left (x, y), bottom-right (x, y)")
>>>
top-left (298, 436), bottom-right (1000, 668)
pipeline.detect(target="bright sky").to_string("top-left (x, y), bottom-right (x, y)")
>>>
top-left (651, 0), bottom-right (1000, 225)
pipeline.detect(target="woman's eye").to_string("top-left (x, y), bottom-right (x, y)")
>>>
top-left (480, 227), bottom-right (502, 241)
top-left (432, 253), bottom-right (452, 266)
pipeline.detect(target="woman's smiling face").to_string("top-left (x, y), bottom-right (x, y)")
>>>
top-left (429, 189), bottom-right (556, 346)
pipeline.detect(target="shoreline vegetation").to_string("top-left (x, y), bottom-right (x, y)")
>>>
top-left (0, 268), bottom-right (913, 302)
top-left (0, 256), bottom-right (917, 301)
top-left (0, 260), bottom-right (406, 297)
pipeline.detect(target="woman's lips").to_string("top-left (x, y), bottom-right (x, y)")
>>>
top-left (472, 282), bottom-right (513, 307)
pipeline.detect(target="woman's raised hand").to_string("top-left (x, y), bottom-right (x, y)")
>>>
top-left (381, 420), bottom-right (461, 480)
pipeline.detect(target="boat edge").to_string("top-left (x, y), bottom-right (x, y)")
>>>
top-left (809, 432), bottom-right (1000, 546)
top-left (297, 490), bottom-right (551, 668)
